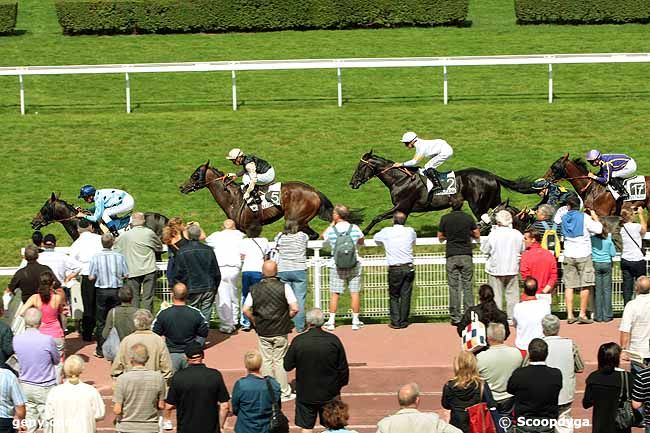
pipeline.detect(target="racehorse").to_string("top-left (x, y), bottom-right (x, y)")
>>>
top-left (544, 154), bottom-right (650, 216)
top-left (349, 151), bottom-right (536, 234)
top-left (179, 161), bottom-right (361, 239)
top-left (478, 200), bottom-right (529, 235)
top-left (31, 193), bottom-right (169, 241)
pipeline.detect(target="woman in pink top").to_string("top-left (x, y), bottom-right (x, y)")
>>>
top-left (19, 270), bottom-right (66, 357)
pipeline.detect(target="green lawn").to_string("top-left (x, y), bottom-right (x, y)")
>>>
top-left (1, 0), bottom-right (650, 266)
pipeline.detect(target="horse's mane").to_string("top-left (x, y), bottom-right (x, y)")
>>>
top-left (364, 152), bottom-right (394, 164)
top-left (572, 158), bottom-right (589, 173)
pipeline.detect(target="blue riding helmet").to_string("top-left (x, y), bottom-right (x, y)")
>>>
top-left (585, 149), bottom-right (601, 161)
top-left (78, 184), bottom-right (96, 198)
top-left (531, 178), bottom-right (551, 191)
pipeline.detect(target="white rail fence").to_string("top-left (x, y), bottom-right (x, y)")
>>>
top-left (2, 53), bottom-right (650, 114)
top-left (3, 237), bottom-right (649, 319)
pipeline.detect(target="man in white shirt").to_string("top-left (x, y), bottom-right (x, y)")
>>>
top-left (480, 210), bottom-right (524, 320)
top-left (513, 278), bottom-right (551, 356)
top-left (374, 212), bottom-right (416, 329)
top-left (205, 219), bottom-right (245, 334)
top-left (560, 196), bottom-right (602, 324)
top-left (69, 220), bottom-right (103, 341)
top-left (620, 276), bottom-right (650, 374)
top-left (393, 131), bottom-right (454, 192)
top-left (20, 234), bottom-right (81, 288)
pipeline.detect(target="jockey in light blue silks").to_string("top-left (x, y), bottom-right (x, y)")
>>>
top-left (585, 149), bottom-right (637, 200)
top-left (77, 185), bottom-right (135, 235)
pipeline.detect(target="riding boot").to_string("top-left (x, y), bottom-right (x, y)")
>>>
top-left (423, 167), bottom-right (443, 192)
top-left (106, 221), bottom-right (120, 237)
top-left (610, 178), bottom-right (629, 200)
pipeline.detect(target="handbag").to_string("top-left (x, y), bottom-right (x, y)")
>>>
top-left (461, 311), bottom-right (487, 353)
top-left (265, 377), bottom-right (289, 433)
top-left (615, 370), bottom-right (635, 430)
top-left (102, 309), bottom-right (120, 362)
top-left (268, 234), bottom-right (283, 262)
top-left (467, 382), bottom-right (496, 433)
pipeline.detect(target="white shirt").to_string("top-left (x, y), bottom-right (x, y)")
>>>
top-left (243, 282), bottom-right (297, 307)
top-left (239, 237), bottom-right (269, 272)
top-left (621, 222), bottom-right (644, 261)
top-left (403, 138), bottom-right (453, 166)
top-left (69, 232), bottom-right (103, 275)
top-left (45, 381), bottom-right (105, 433)
top-left (373, 225), bottom-right (416, 266)
top-left (620, 293), bottom-right (650, 358)
top-left (205, 229), bottom-right (245, 268)
top-left (562, 214), bottom-right (603, 259)
top-left (18, 249), bottom-right (82, 284)
top-left (480, 226), bottom-right (524, 276)
top-left (513, 299), bottom-right (551, 350)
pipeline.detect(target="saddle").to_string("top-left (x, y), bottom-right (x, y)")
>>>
top-left (417, 169), bottom-right (457, 196)
top-left (608, 176), bottom-right (646, 201)
top-left (243, 183), bottom-right (282, 212)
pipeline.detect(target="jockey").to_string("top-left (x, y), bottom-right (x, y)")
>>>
top-left (393, 131), bottom-right (453, 192)
top-left (76, 185), bottom-right (135, 235)
top-left (531, 178), bottom-right (576, 210)
top-left (226, 148), bottom-right (276, 203)
top-left (585, 149), bottom-right (637, 200)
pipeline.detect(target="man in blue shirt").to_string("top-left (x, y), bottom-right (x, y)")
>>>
top-left (77, 185), bottom-right (135, 235)
top-left (0, 364), bottom-right (26, 433)
top-left (585, 149), bottom-right (637, 200)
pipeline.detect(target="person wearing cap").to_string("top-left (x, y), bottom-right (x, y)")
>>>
top-left (585, 149), bottom-right (637, 200)
top-left (165, 341), bottom-right (231, 433)
top-left (76, 184), bottom-right (135, 236)
top-left (530, 178), bottom-right (577, 211)
top-left (225, 148), bottom-right (276, 204)
top-left (392, 131), bottom-right (453, 192)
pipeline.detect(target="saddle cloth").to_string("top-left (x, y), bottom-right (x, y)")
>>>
top-left (608, 176), bottom-right (646, 201)
top-left (245, 182), bottom-right (282, 212)
top-left (419, 169), bottom-right (457, 196)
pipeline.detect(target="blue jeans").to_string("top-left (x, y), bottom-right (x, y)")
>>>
top-left (241, 271), bottom-right (262, 328)
top-left (278, 270), bottom-right (308, 332)
top-left (593, 261), bottom-right (613, 321)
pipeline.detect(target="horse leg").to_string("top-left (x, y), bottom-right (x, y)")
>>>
top-left (363, 206), bottom-right (401, 234)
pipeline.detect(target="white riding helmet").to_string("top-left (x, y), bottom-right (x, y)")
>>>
top-left (226, 148), bottom-right (243, 160)
top-left (401, 131), bottom-right (417, 143)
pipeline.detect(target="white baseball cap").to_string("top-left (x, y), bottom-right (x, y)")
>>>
top-left (226, 148), bottom-right (242, 160)
top-left (401, 131), bottom-right (417, 143)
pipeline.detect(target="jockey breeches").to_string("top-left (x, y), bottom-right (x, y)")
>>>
top-left (424, 152), bottom-right (453, 170)
top-left (612, 158), bottom-right (637, 179)
top-left (102, 193), bottom-right (134, 224)
top-left (243, 167), bottom-right (276, 186)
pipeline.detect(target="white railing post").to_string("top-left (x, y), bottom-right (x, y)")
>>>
top-left (337, 67), bottom-right (342, 107)
top-left (443, 65), bottom-right (448, 105)
top-left (19, 74), bottom-right (25, 115)
top-left (312, 247), bottom-right (322, 308)
top-left (548, 64), bottom-right (553, 104)
top-left (125, 72), bottom-right (131, 113)
top-left (231, 70), bottom-right (237, 111)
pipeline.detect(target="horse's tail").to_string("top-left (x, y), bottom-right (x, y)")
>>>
top-left (347, 208), bottom-right (365, 226)
top-left (316, 191), bottom-right (364, 225)
top-left (494, 176), bottom-right (536, 194)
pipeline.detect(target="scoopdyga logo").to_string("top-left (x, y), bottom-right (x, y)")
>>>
top-left (498, 416), bottom-right (591, 431)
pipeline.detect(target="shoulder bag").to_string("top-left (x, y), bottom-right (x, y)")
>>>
top-left (615, 370), bottom-right (635, 430)
top-left (265, 377), bottom-right (289, 433)
top-left (622, 224), bottom-right (645, 255)
top-left (466, 382), bottom-right (496, 433)
top-left (102, 309), bottom-right (121, 362)
top-left (461, 310), bottom-right (487, 353)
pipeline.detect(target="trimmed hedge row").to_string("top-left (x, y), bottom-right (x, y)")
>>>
top-left (0, 1), bottom-right (17, 34)
top-left (54, 0), bottom-right (469, 35)
top-left (515, 0), bottom-right (650, 24)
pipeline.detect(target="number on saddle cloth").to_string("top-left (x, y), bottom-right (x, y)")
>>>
top-left (420, 170), bottom-right (457, 195)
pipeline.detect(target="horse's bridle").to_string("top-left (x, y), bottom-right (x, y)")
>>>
top-left (359, 158), bottom-right (414, 177)
top-left (186, 166), bottom-right (234, 192)
top-left (551, 163), bottom-right (593, 194)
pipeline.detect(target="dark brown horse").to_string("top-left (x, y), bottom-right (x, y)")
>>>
top-left (179, 161), bottom-right (360, 239)
top-left (31, 193), bottom-right (168, 240)
top-left (544, 154), bottom-right (650, 216)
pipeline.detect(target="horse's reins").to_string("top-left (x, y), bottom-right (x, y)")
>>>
top-left (564, 175), bottom-right (593, 194)
top-left (360, 158), bottom-right (415, 177)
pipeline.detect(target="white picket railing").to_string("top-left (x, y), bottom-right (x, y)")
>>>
top-left (2, 53), bottom-right (650, 114)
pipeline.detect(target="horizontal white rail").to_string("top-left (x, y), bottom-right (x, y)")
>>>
top-left (3, 53), bottom-right (649, 113)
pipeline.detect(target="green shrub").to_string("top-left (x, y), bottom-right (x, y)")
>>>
top-left (515, 0), bottom-right (650, 24)
top-left (0, 1), bottom-right (17, 34)
top-left (55, 0), bottom-right (469, 35)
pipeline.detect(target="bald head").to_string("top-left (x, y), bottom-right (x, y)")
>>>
top-left (637, 276), bottom-right (650, 295)
top-left (397, 383), bottom-right (420, 408)
top-left (223, 219), bottom-right (236, 230)
top-left (172, 283), bottom-right (188, 302)
top-left (131, 212), bottom-right (145, 226)
top-left (262, 260), bottom-right (278, 277)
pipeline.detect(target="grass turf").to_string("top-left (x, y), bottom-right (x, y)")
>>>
top-left (1, 0), bottom-right (650, 267)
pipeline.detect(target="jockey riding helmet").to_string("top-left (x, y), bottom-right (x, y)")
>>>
top-left (401, 132), bottom-right (417, 144)
top-left (585, 149), bottom-right (601, 161)
top-left (226, 148), bottom-right (243, 160)
top-left (78, 184), bottom-right (96, 199)
top-left (531, 178), bottom-right (551, 191)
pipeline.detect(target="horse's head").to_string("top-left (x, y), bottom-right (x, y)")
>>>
top-left (180, 160), bottom-right (210, 194)
top-left (31, 193), bottom-right (73, 229)
top-left (350, 150), bottom-right (387, 189)
top-left (544, 153), bottom-right (570, 182)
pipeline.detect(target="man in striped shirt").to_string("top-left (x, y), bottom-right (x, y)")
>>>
top-left (89, 233), bottom-right (129, 358)
top-left (633, 366), bottom-right (650, 433)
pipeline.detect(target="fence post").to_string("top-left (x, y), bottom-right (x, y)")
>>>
top-left (337, 67), bottom-right (342, 107)
top-left (443, 65), bottom-right (448, 105)
top-left (125, 73), bottom-right (131, 113)
top-left (312, 247), bottom-right (322, 308)
top-left (548, 64), bottom-right (553, 104)
top-left (19, 74), bottom-right (25, 115)
top-left (231, 70), bottom-right (237, 111)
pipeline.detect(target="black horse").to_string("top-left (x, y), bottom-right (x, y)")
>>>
top-left (477, 200), bottom-right (530, 235)
top-left (31, 193), bottom-right (169, 241)
top-left (349, 151), bottom-right (536, 233)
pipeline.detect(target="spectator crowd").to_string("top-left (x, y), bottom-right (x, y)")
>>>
top-left (1, 201), bottom-right (649, 433)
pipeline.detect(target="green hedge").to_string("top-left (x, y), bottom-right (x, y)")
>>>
top-left (55, 0), bottom-right (469, 35)
top-left (0, 1), bottom-right (17, 34)
top-left (515, 0), bottom-right (650, 24)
